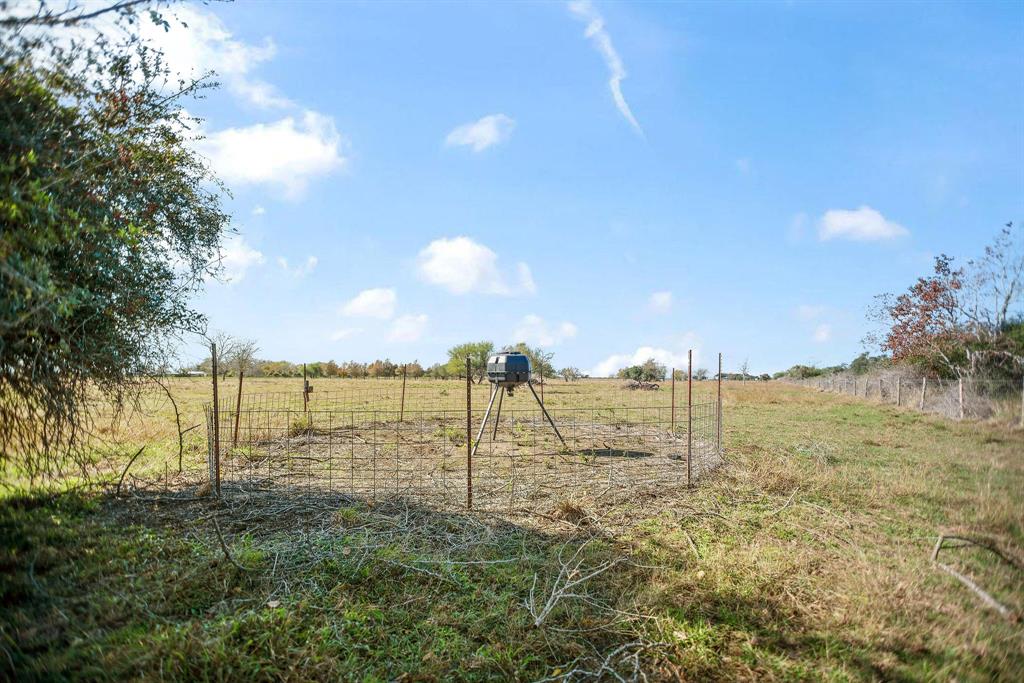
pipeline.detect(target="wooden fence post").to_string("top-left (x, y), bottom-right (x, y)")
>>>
top-left (466, 357), bottom-right (472, 511)
top-left (878, 378), bottom-right (883, 401)
top-left (896, 377), bottom-right (902, 407)
top-left (919, 377), bottom-right (927, 410)
top-left (958, 378), bottom-right (964, 420)
top-left (1020, 377), bottom-right (1023, 428)
top-left (211, 343), bottom-right (221, 497)
top-left (687, 350), bottom-right (693, 488)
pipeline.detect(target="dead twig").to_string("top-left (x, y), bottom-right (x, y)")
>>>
top-left (766, 487), bottom-right (799, 517)
top-left (115, 446), bottom-right (145, 496)
top-left (526, 539), bottom-right (626, 627)
top-left (212, 516), bottom-right (251, 572)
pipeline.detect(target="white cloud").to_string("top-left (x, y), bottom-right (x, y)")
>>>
top-left (513, 315), bottom-right (578, 347)
top-left (795, 304), bottom-right (825, 321)
top-left (813, 324), bottom-right (832, 343)
top-left (445, 114), bottom-right (515, 152)
top-left (330, 328), bottom-right (362, 341)
top-left (588, 345), bottom-right (697, 378)
top-left (517, 262), bottom-right (537, 295)
top-left (140, 5), bottom-right (290, 109)
top-left (341, 288), bottom-right (397, 319)
top-left (389, 314), bottom-right (428, 343)
top-left (416, 236), bottom-right (535, 296)
top-left (277, 256), bottom-right (318, 278)
top-left (818, 206), bottom-right (909, 242)
top-left (196, 111), bottom-right (345, 198)
top-left (219, 235), bottom-right (265, 284)
top-left (568, 0), bottom-right (643, 135)
top-left (648, 291), bottom-right (672, 314)
top-left (252, 205), bottom-right (266, 216)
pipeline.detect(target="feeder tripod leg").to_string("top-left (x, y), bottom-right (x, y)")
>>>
top-left (492, 386), bottom-right (504, 439)
top-left (528, 382), bottom-right (567, 448)
top-left (471, 384), bottom-right (499, 459)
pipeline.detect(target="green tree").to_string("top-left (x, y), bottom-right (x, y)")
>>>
top-left (511, 342), bottom-right (556, 379)
top-left (445, 342), bottom-right (494, 383)
top-left (1, 4), bottom-right (230, 474)
top-left (617, 358), bottom-right (666, 382)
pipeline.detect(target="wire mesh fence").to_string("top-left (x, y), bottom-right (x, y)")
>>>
top-left (204, 372), bottom-right (724, 512)
top-left (788, 372), bottom-right (1024, 424)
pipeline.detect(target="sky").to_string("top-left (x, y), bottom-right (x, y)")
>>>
top-left (140, 0), bottom-right (1023, 375)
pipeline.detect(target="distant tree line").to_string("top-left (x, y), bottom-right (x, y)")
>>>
top-left (185, 338), bottom-right (576, 382)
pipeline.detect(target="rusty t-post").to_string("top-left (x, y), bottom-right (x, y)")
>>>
top-left (687, 349), bottom-right (693, 488)
top-left (670, 367), bottom-right (676, 433)
top-left (717, 353), bottom-right (723, 456)
top-left (232, 367), bottom-right (244, 448)
top-left (303, 363), bottom-right (308, 413)
top-left (466, 357), bottom-right (473, 510)
top-left (211, 343), bottom-right (221, 497)
top-left (399, 364), bottom-right (408, 422)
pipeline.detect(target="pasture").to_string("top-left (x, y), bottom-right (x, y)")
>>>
top-left (1, 380), bottom-right (1022, 680)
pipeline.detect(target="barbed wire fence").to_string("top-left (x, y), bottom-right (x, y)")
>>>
top-left (203, 351), bottom-right (726, 512)
top-left (787, 370), bottom-right (1024, 426)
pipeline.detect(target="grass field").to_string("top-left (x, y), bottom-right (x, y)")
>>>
top-left (1, 380), bottom-right (1022, 680)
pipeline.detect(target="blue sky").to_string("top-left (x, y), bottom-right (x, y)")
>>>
top-left (153, 0), bottom-right (1023, 375)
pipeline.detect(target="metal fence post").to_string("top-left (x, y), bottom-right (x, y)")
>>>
top-left (670, 367), bottom-right (676, 433)
top-left (399, 364), bottom-right (407, 423)
top-left (540, 364), bottom-right (544, 404)
top-left (466, 357), bottom-right (473, 510)
top-left (717, 353), bottom-right (723, 456)
top-left (686, 350), bottom-right (693, 488)
top-left (303, 363), bottom-right (308, 413)
top-left (211, 343), bottom-right (221, 497)
top-left (919, 377), bottom-right (927, 410)
top-left (232, 367), bottom-right (244, 448)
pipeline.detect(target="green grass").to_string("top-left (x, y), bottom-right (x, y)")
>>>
top-left (1, 382), bottom-right (1022, 680)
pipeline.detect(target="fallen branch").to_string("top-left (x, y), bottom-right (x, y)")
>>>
top-left (932, 533), bottom-right (1018, 622)
top-left (766, 487), bottom-right (799, 517)
top-left (115, 446), bottom-right (145, 496)
top-left (212, 517), bottom-right (251, 572)
top-left (526, 539), bottom-right (625, 627)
